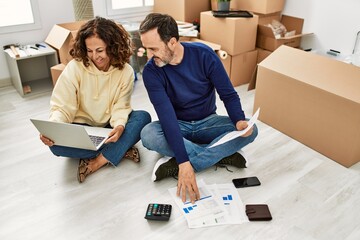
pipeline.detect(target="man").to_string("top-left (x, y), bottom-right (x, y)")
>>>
top-left (139, 13), bottom-right (258, 203)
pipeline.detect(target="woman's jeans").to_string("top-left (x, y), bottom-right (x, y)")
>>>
top-left (49, 110), bottom-right (151, 166)
top-left (141, 114), bottom-right (258, 172)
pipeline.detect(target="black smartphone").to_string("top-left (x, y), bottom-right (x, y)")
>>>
top-left (232, 176), bottom-right (261, 188)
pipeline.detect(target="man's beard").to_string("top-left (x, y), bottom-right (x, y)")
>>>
top-left (154, 46), bottom-right (174, 67)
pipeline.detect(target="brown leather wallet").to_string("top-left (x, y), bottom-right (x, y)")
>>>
top-left (245, 204), bottom-right (272, 221)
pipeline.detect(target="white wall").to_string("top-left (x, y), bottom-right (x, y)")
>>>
top-left (1, 0), bottom-right (360, 87)
top-left (283, 0), bottom-right (360, 55)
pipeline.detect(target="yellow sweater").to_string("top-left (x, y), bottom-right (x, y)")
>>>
top-left (49, 59), bottom-right (134, 128)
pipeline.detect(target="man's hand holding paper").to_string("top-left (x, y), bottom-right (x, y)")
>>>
top-left (209, 108), bottom-right (260, 148)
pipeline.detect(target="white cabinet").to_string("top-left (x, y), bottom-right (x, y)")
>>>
top-left (4, 43), bottom-right (59, 97)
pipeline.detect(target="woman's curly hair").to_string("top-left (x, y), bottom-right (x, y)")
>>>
top-left (70, 16), bottom-right (133, 70)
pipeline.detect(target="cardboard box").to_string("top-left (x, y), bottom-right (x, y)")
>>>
top-left (50, 63), bottom-right (66, 86)
top-left (200, 11), bottom-right (258, 55)
top-left (45, 21), bottom-right (86, 64)
top-left (253, 46), bottom-right (360, 167)
top-left (229, 50), bottom-right (258, 86)
top-left (256, 14), bottom-right (312, 51)
top-left (154, 0), bottom-right (210, 23)
top-left (232, 0), bottom-right (285, 14)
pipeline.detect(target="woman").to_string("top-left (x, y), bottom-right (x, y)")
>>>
top-left (40, 16), bottom-right (151, 183)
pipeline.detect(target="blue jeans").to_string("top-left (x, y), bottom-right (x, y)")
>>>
top-left (141, 114), bottom-right (258, 172)
top-left (49, 110), bottom-right (151, 166)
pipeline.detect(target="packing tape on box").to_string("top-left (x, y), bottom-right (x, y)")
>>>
top-left (217, 50), bottom-right (228, 60)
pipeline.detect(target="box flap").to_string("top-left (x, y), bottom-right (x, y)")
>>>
top-left (257, 24), bottom-right (275, 37)
top-left (45, 25), bottom-right (71, 49)
top-left (248, 64), bottom-right (258, 91)
top-left (278, 32), bottom-right (313, 40)
top-left (45, 21), bottom-right (86, 50)
top-left (281, 15), bottom-right (303, 35)
top-left (259, 46), bottom-right (360, 103)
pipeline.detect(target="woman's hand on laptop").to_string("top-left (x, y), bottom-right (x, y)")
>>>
top-left (105, 125), bottom-right (124, 144)
top-left (40, 134), bottom-right (54, 146)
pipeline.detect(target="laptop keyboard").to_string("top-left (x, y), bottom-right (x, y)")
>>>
top-left (89, 135), bottom-right (106, 147)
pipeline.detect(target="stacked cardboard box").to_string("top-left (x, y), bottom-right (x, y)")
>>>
top-left (200, 11), bottom-right (259, 87)
top-left (232, 0), bottom-right (286, 14)
top-left (153, 0), bottom-right (210, 23)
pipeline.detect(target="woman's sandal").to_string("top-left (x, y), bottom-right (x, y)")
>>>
top-left (124, 147), bottom-right (140, 163)
top-left (77, 159), bottom-right (93, 183)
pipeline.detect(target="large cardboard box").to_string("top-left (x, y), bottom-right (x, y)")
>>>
top-left (154, 0), bottom-right (210, 23)
top-left (45, 21), bottom-right (86, 64)
top-left (232, 0), bottom-right (285, 14)
top-left (229, 50), bottom-right (258, 86)
top-left (253, 46), bottom-right (360, 167)
top-left (200, 11), bottom-right (258, 55)
top-left (256, 14), bottom-right (311, 51)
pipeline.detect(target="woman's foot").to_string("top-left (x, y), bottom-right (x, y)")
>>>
top-left (77, 155), bottom-right (108, 183)
top-left (124, 147), bottom-right (140, 163)
top-left (77, 159), bottom-right (92, 183)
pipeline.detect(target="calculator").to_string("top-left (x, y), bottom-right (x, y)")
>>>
top-left (144, 203), bottom-right (172, 221)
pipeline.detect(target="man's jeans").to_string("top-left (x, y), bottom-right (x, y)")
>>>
top-left (141, 114), bottom-right (258, 172)
top-left (50, 110), bottom-right (151, 166)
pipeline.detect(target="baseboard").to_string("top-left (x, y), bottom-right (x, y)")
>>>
top-left (0, 78), bottom-right (11, 88)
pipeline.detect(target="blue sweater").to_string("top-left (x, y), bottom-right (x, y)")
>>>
top-left (142, 42), bottom-right (245, 164)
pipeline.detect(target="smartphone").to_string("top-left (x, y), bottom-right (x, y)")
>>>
top-left (232, 176), bottom-right (261, 188)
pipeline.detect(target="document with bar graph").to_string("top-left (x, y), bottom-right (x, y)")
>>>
top-left (168, 179), bottom-right (248, 228)
top-left (207, 183), bottom-right (249, 225)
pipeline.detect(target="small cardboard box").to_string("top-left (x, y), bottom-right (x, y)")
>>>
top-left (256, 14), bottom-right (311, 51)
top-left (50, 63), bottom-right (66, 86)
top-left (154, 0), bottom-right (210, 23)
top-left (45, 21), bottom-right (86, 64)
top-left (253, 46), bottom-right (360, 167)
top-left (200, 11), bottom-right (258, 55)
top-left (229, 50), bottom-right (258, 87)
top-left (232, 0), bottom-right (285, 14)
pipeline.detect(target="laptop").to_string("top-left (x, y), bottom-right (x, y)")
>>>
top-left (30, 119), bottom-right (112, 150)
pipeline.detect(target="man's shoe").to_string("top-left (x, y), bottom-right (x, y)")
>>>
top-left (217, 151), bottom-right (247, 168)
top-left (151, 156), bottom-right (179, 182)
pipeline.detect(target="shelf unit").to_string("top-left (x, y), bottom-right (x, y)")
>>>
top-left (4, 43), bottom-right (59, 97)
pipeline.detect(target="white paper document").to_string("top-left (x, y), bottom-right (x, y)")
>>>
top-left (208, 108), bottom-right (260, 148)
top-left (168, 179), bottom-right (249, 228)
